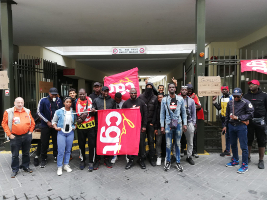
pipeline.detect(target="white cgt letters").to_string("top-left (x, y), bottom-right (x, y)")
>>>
top-left (109, 82), bottom-right (135, 95)
top-left (100, 111), bottom-right (122, 154)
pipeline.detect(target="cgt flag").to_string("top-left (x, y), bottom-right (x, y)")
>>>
top-left (104, 67), bottom-right (140, 101)
top-left (241, 59), bottom-right (267, 74)
top-left (96, 108), bottom-right (141, 156)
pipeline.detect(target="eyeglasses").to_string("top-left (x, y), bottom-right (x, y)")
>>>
top-left (233, 96), bottom-right (241, 99)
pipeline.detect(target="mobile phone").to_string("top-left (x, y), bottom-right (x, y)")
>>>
top-left (65, 124), bottom-right (70, 132)
top-left (222, 130), bottom-right (226, 135)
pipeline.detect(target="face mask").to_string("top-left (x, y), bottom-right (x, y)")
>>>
top-left (146, 88), bottom-right (153, 94)
top-left (53, 98), bottom-right (56, 102)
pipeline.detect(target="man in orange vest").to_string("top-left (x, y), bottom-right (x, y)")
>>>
top-left (2, 97), bottom-right (35, 178)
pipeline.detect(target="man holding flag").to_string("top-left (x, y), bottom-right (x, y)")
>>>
top-left (122, 88), bottom-right (148, 169)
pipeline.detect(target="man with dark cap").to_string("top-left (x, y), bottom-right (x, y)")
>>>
top-left (186, 83), bottom-right (204, 158)
top-left (92, 86), bottom-right (116, 169)
top-left (37, 87), bottom-right (63, 168)
top-left (89, 82), bottom-right (102, 101)
top-left (223, 88), bottom-right (254, 174)
top-left (139, 82), bottom-right (158, 166)
top-left (244, 80), bottom-right (267, 169)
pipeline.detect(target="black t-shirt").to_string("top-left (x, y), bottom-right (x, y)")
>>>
top-left (122, 98), bottom-right (148, 128)
top-left (170, 98), bottom-right (177, 112)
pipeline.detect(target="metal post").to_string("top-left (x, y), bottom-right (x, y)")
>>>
top-left (1, 0), bottom-right (16, 111)
top-left (195, 0), bottom-right (205, 154)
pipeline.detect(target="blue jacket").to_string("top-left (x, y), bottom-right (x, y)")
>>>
top-left (52, 107), bottom-right (76, 130)
top-left (160, 95), bottom-right (187, 127)
top-left (224, 98), bottom-right (254, 127)
top-left (37, 96), bottom-right (63, 128)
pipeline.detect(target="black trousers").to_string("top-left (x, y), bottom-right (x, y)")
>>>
top-left (77, 128), bottom-right (96, 163)
top-left (41, 127), bottom-right (57, 160)
top-left (10, 133), bottom-right (32, 172)
top-left (180, 133), bottom-right (187, 150)
top-left (127, 130), bottom-right (146, 161)
top-left (145, 123), bottom-right (155, 158)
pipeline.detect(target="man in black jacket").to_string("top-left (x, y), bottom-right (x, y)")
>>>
top-left (139, 82), bottom-right (158, 166)
top-left (92, 86), bottom-right (116, 169)
top-left (243, 80), bottom-right (267, 169)
top-left (122, 88), bottom-right (148, 169)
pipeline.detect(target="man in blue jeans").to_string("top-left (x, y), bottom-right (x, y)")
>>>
top-left (160, 83), bottom-right (187, 172)
top-left (222, 88), bottom-right (254, 174)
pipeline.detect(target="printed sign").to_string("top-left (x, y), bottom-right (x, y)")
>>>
top-left (5, 90), bottom-right (9, 96)
top-left (104, 67), bottom-right (140, 101)
top-left (97, 108), bottom-right (141, 155)
top-left (112, 47), bottom-right (146, 54)
top-left (241, 59), bottom-right (267, 74)
top-left (198, 76), bottom-right (221, 96)
top-left (39, 81), bottom-right (53, 93)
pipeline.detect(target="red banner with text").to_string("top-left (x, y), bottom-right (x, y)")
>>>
top-left (96, 108), bottom-right (141, 156)
top-left (104, 67), bottom-right (140, 101)
top-left (241, 59), bottom-right (267, 74)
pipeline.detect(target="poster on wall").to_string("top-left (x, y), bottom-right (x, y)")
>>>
top-left (39, 81), bottom-right (53, 93)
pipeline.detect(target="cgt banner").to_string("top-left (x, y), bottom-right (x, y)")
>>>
top-left (96, 108), bottom-right (141, 156)
top-left (104, 67), bottom-right (140, 101)
top-left (241, 59), bottom-right (267, 74)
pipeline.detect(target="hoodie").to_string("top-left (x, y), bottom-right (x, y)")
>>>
top-left (139, 82), bottom-right (158, 124)
top-left (243, 88), bottom-right (267, 118)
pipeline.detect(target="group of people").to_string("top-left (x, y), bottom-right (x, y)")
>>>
top-left (213, 80), bottom-right (267, 174)
top-left (2, 78), bottom-right (266, 178)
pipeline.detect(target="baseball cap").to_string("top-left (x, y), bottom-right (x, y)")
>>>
top-left (49, 87), bottom-right (58, 95)
top-left (248, 80), bottom-right (260, 86)
top-left (102, 86), bottom-right (109, 91)
top-left (94, 82), bottom-right (102, 86)
top-left (233, 88), bottom-right (242, 96)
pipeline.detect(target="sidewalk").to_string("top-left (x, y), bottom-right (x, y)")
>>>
top-left (0, 152), bottom-right (266, 200)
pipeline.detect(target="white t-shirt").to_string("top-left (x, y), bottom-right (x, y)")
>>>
top-left (62, 110), bottom-right (72, 133)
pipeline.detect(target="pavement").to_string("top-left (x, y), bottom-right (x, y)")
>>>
top-left (0, 152), bottom-right (267, 200)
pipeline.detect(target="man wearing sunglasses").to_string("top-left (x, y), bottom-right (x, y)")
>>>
top-left (122, 88), bottom-right (148, 169)
top-left (222, 88), bottom-right (254, 174)
top-left (244, 80), bottom-right (267, 169)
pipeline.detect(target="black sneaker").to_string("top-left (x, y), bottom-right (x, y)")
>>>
top-left (80, 161), bottom-right (85, 170)
top-left (93, 160), bottom-right (100, 170)
top-left (40, 160), bottom-right (47, 168)
top-left (104, 158), bottom-right (113, 168)
top-left (248, 157), bottom-right (251, 163)
top-left (186, 157), bottom-right (195, 165)
top-left (176, 163), bottom-right (183, 172)
top-left (54, 157), bottom-right (57, 162)
top-left (137, 158), bottom-right (146, 169)
top-left (34, 158), bottom-right (39, 166)
top-left (164, 161), bottom-right (171, 171)
top-left (23, 168), bottom-right (33, 173)
top-left (149, 157), bottom-right (156, 167)
top-left (220, 150), bottom-right (231, 157)
top-left (88, 163), bottom-right (93, 172)
top-left (258, 160), bottom-right (264, 169)
top-left (125, 160), bottom-right (134, 170)
top-left (11, 171), bottom-right (18, 178)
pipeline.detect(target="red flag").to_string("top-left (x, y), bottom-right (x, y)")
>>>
top-left (241, 60), bottom-right (267, 74)
top-left (104, 67), bottom-right (140, 101)
top-left (96, 108), bottom-right (141, 155)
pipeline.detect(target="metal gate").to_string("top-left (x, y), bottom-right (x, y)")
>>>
top-left (203, 48), bottom-right (267, 151)
top-left (14, 54), bottom-right (57, 115)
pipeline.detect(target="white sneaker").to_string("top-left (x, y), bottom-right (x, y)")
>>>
top-left (156, 157), bottom-right (162, 166)
top-left (63, 165), bottom-right (72, 173)
top-left (57, 167), bottom-right (62, 176)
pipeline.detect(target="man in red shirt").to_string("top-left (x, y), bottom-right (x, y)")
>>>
top-left (2, 97), bottom-right (35, 178)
